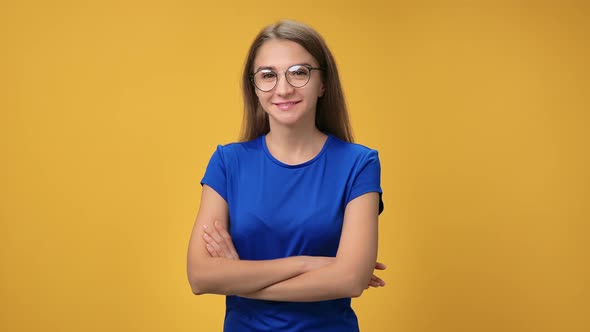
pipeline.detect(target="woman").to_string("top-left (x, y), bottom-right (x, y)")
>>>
top-left (187, 20), bottom-right (385, 331)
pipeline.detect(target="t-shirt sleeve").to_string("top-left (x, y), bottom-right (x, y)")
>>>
top-left (200, 145), bottom-right (228, 202)
top-left (346, 149), bottom-right (384, 215)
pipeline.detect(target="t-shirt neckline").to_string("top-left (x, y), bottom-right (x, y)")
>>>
top-left (261, 133), bottom-right (332, 169)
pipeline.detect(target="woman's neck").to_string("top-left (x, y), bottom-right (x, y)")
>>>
top-left (265, 126), bottom-right (328, 165)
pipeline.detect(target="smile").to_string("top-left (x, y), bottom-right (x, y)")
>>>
top-left (273, 101), bottom-right (301, 110)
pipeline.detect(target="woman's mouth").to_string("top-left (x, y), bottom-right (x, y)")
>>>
top-left (273, 101), bottom-right (301, 111)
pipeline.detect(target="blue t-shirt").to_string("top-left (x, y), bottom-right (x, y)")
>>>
top-left (201, 133), bottom-right (384, 332)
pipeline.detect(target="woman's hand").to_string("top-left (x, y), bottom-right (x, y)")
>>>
top-left (367, 262), bottom-right (386, 288)
top-left (202, 220), bottom-right (240, 260)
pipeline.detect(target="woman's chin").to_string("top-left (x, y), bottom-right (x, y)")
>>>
top-left (268, 112), bottom-right (303, 127)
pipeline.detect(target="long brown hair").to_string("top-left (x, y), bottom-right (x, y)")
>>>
top-left (239, 20), bottom-right (354, 143)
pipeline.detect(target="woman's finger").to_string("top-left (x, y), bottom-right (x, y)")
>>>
top-left (374, 262), bottom-right (387, 270)
top-left (203, 232), bottom-right (219, 257)
top-left (370, 277), bottom-right (379, 286)
top-left (204, 224), bottom-right (226, 247)
top-left (205, 243), bottom-right (219, 257)
top-left (204, 231), bottom-right (226, 257)
top-left (203, 232), bottom-right (218, 247)
top-left (214, 220), bottom-right (240, 260)
top-left (370, 274), bottom-right (386, 286)
top-left (368, 275), bottom-right (384, 288)
top-left (204, 223), bottom-right (232, 258)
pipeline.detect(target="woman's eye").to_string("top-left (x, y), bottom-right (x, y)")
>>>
top-left (290, 70), bottom-right (309, 77)
top-left (261, 72), bottom-right (276, 79)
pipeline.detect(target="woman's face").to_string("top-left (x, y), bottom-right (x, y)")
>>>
top-left (253, 39), bottom-right (324, 130)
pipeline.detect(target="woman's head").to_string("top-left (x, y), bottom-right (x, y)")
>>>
top-left (240, 20), bottom-right (353, 142)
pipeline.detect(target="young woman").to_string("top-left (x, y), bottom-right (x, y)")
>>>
top-left (187, 20), bottom-right (385, 332)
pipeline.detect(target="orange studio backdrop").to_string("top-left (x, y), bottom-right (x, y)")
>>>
top-left (0, 1), bottom-right (588, 331)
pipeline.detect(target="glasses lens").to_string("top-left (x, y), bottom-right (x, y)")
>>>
top-left (286, 65), bottom-right (311, 88)
top-left (253, 69), bottom-right (277, 91)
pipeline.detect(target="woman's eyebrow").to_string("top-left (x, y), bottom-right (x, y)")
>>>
top-left (254, 63), bottom-right (313, 72)
top-left (254, 66), bottom-right (275, 72)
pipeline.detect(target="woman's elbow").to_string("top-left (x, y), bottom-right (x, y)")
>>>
top-left (190, 275), bottom-right (214, 295)
top-left (342, 271), bottom-right (369, 298)
top-left (188, 260), bottom-right (235, 296)
top-left (187, 265), bottom-right (209, 295)
top-left (348, 282), bottom-right (366, 298)
top-left (189, 278), bottom-right (205, 295)
top-left (191, 286), bottom-right (204, 296)
top-left (188, 273), bottom-right (202, 295)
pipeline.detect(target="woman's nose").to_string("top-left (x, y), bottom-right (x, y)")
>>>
top-left (275, 74), bottom-right (295, 96)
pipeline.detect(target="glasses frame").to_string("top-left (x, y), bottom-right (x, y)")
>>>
top-left (250, 64), bottom-right (323, 92)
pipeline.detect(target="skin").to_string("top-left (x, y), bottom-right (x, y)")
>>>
top-left (203, 220), bottom-right (387, 289)
top-left (254, 39), bottom-right (329, 165)
top-left (186, 38), bottom-right (386, 301)
top-left (254, 39), bottom-right (324, 133)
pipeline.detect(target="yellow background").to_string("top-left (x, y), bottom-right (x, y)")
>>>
top-left (1, 0), bottom-right (588, 331)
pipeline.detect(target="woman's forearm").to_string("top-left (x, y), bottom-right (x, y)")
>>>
top-left (237, 261), bottom-right (368, 302)
top-left (189, 256), bottom-right (307, 296)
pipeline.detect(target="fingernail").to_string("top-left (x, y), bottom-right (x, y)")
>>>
top-left (214, 220), bottom-right (219, 226)
top-left (203, 225), bottom-right (208, 230)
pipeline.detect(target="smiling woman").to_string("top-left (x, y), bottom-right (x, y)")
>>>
top-left (252, 39), bottom-right (325, 132)
top-left (186, 20), bottom-right (385, 332)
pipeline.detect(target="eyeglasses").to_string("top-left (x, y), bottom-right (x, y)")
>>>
top-left (251, 64), bottom-right (323, 92)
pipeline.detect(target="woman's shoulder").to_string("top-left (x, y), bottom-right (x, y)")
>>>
top-left (328, 134), bottom-right (380, 159)
top-left (210, 136), bottom-right (264, 159)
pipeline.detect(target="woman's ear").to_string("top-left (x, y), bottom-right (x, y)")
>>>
top-left (319, 83), bottom-right (325, 98)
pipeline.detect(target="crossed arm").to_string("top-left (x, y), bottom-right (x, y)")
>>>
top-left (186, 185), bottom-right (386, 302)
